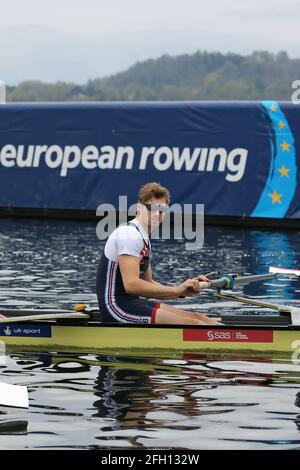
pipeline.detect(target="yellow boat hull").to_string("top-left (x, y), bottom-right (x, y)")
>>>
top-left (1, 322), bottom-right (300, 355)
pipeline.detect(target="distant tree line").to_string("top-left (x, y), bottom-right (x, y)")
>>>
top-left (6, 50), bottom-right (298, 102)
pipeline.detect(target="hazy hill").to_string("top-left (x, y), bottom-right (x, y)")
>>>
top-left (7, 50), bottom-right (299, 101)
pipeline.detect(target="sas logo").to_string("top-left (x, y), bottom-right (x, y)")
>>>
top-left (207, 330), bottom-right (231, 341)
top-left (183, 329), bottom-right (273, 343)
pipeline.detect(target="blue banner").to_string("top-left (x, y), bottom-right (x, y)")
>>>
top-left (0, 101), bottom-right (299, 219)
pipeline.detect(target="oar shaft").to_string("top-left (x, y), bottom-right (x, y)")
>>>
top-left (216, 292), bottom-right (291, 312)
top-left (199, 272), bottom-right (278, 290)
top-left (0, 312), bottom-right (88, 323)
top-left (0, 308), bottom-right (70, 316)
top-left (235, 273), bottom-right (277, 284)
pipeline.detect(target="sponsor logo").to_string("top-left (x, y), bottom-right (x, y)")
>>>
top-left (0, 324), bottom-right (51, 338)
top-left (207, 330), bottom-right (231, 340)
top-left (4, 326), bottom-right (11, 336)
top-left (183, 329), bottom-right (273, 343)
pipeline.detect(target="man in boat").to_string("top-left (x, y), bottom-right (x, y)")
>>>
top-left (96, 182), bottom-right (220, 325)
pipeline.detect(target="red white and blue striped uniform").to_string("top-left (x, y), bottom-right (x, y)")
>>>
top-left (96, 219), bottom-right (160, 323)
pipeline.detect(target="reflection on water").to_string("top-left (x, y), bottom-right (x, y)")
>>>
top-left (0, 219), bottom-right (300, 449)
top-left (0, 420), bottom-right (28, 435)
top-left (1, 350), bottom-right (300, 450)
top-left (248, 230), bottom-right (300, 300)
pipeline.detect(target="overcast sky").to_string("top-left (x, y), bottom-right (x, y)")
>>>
top-left (1, 0), bottom-right (300, 85)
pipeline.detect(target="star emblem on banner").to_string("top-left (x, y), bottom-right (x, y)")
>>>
top-left (252, 102), bottom-right (296, 219)
top-left (268, 189), bottom-right (283, 204)
top-left (278, 166), bottom-right (289, 177)
top-left (280, 141), bottom-right (290, 152)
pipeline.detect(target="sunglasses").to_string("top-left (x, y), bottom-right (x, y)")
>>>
top-left (144, 203), bottom-right (169, 213)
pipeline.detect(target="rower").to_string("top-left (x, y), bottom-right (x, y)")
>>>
top-left (96, 182), bottom-right (221, 325)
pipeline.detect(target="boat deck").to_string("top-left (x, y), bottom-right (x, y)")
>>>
top-left (0, 308), bottom-right (299, 355)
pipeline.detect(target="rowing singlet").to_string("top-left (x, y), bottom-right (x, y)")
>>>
top-left (96, 219), bottom-right (160, 324)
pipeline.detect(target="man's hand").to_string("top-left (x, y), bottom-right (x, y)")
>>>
top-left (175, 278), bottom-right (202, 298)
top-left (194, 275), bottom-right (210, 283)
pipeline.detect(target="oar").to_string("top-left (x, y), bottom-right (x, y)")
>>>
top-left (216, 291), bottom-right (292, 312)
top-left (0, 382), bottom-right (28, 408)
top-left (0, 312), bottom-right (89, 323)
top-left (198, 268), bottom-right (300, 291)
top-left (198, 272), bottom-right (278, 290)
top-left (269, 266), bottom-right (300, 277)
top-left (0, 308), bottom-right (74, 316)
top-left (216, 292), bottom-right (300, 325)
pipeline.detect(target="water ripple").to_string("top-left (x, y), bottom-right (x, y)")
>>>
top-left (0, 220), bottom-right (300, 449)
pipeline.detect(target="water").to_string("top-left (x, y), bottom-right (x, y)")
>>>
top-left (1, 218), bottom-right (300, 450)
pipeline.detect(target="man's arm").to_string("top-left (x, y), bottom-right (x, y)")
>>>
top-left (142, 264), bottom-right (163, 286)
top-left (118, 255), bottom-right (201, 300)
top-left (143, 264), bottom-right (209, 286)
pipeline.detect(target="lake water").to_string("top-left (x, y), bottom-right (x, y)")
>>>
top-left (0, 218), bottom-right (300, 450)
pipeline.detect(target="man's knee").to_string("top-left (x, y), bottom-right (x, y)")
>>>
top-left (155, 308), bottom-right (204, 325)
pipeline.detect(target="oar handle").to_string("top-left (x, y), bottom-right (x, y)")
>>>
top-left (191, 275), bottom-right (235, 292)
top-left (198, 281), bottom-right (212, 289)
top-left (179, 276), bottom-right (234, 297)
top-left (180, 272), bottom-right (276, 298)
top-left (199, 273), bottom-right (276, 290)
top-left (200, 275), bottom-right (235, 290)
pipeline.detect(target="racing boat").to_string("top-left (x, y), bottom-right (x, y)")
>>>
top-left (0, 268), bottom-right (299, 354)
